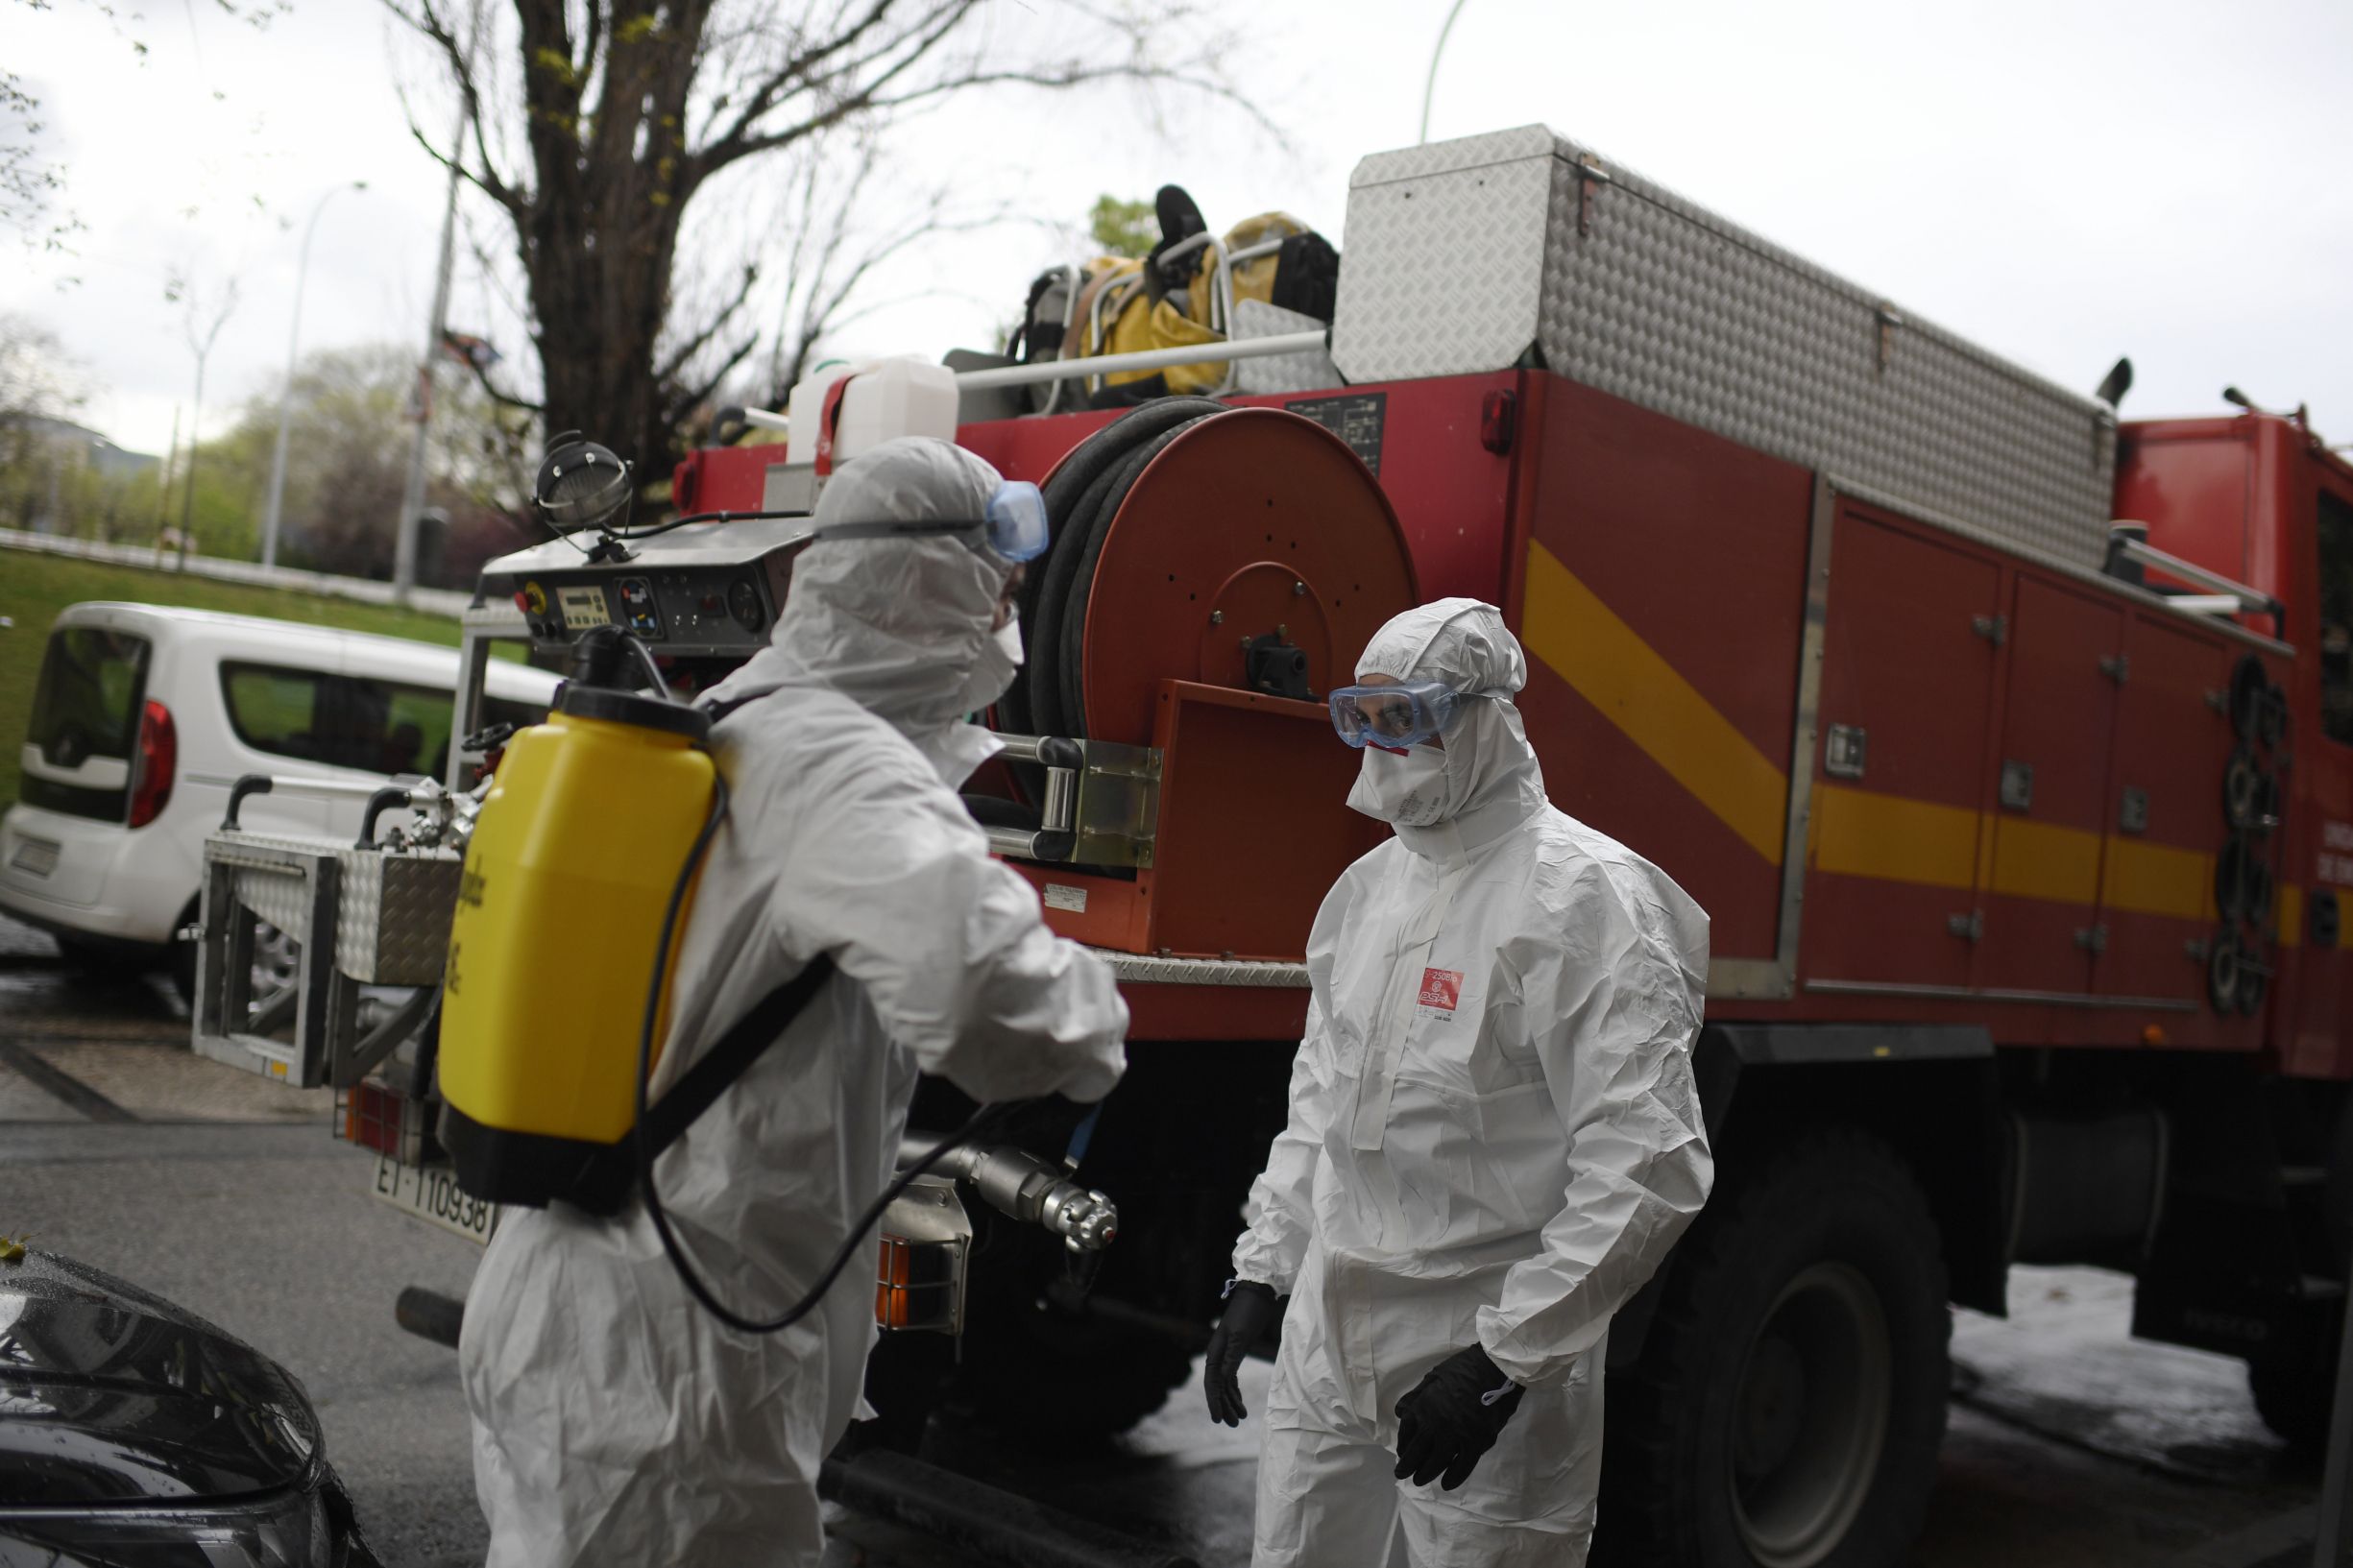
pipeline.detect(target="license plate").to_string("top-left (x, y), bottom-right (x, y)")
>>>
top-left (10, 838), bottom-right (59, 878)
top-left (373, 1155), bottom-right (497, 1245)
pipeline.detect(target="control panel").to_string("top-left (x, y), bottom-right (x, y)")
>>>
top-left (477, 514), bottom-right (811, 661)
top-left (489, 548), bottom-right (799, 660)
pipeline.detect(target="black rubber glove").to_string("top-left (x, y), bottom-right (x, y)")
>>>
top-left (1393, 1343), bottom-right (1526, 1489)
top-left (1203, 1280), bottom-right (1283, 1426)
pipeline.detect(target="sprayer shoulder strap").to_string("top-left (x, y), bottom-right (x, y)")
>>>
top-left (630, 688), bottom-right (827, 1160)
top-left (638, 953), bottom-right (838, 1159)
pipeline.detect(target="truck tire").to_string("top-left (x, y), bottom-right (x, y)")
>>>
top-left (861, 1228), bottom-right (1199, 1448)
top-left (954, 1273), bottom-right (1199, 1443)
top-left (1595, 1130), bottom-right (1950, 1568)
top-left (2247, 1355), bottom-right (2334, 1451)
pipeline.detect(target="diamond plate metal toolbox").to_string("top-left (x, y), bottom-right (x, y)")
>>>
top-left (1331, 126), bottom-right (2118, 567)
top-left (194, 828), bottom-right (348, 1087)
top-left (336, 846), bottom-right (462, 985)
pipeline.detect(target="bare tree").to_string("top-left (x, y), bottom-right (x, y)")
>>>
top-left (387, 0), bottom-right (1253, 477)
top-left (165, 268), bottom-right (241, 557)
top-left (751, 129), bottom-right (1015, 410)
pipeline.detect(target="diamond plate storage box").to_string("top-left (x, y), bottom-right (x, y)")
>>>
top-left (336, 846), bottom-right (462, 985)
top-left (195, 830), bottom-right (459, 1088)
top-left (1331, 126), bottom-right (2118, 567)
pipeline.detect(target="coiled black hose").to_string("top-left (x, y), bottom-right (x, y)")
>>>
top-left (1004, 398), bottom-right (1231, 745)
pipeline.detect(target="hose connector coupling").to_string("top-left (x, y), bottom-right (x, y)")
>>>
top-left (910, 1140), bottom-right (1122, 1254)
top-left (1039, 1183), bottom-right (1118, 1253)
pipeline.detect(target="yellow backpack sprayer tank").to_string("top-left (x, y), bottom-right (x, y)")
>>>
top-left (438, 625), bottom-right (717, 1209)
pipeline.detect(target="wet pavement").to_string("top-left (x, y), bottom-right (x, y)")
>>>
top-left (0, 910), bottom-right (2330, 1567)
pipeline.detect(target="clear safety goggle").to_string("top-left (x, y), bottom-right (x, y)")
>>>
top-left (1328, 680), bottom-right (1465, 751)
top-left (810, 480), bottom-right (1051, 565)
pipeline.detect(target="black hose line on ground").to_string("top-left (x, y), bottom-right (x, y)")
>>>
top-left (1004, 398), bottom-right (1231, 747)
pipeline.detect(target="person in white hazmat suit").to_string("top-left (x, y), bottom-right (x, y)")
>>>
top-left (459, 436), bottom-right (1129, 1568)
top-left (1201, 598), bottom-right (1711, 1567)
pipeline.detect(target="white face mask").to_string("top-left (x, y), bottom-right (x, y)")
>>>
top-left (957, 615), bottom-right (1024, 715)
top-left (1346, 743), bottom-right (1451, 826)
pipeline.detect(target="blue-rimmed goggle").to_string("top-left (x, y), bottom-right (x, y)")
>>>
top-left (1328, 680), bottom-right (1464, 751)
top-left (810, 480), bottom-right (1051, 564)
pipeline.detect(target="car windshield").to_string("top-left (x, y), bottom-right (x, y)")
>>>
top-left (27, 627), bottom-right (149, 767)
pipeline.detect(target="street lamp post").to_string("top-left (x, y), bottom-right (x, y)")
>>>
top-left (394, 0), bottom-right (489, 606)
top-left (260, 181), bottom-right (365, 571)
top-left (1419, 0), bottom-right (1472, 145)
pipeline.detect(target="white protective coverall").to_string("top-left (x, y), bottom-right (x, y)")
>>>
top-left (1233, 599), bottom-right (1711, 1567)
top-left (460, 437), bottom-right (1129, 1568)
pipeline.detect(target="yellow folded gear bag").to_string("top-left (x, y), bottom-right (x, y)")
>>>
top-left (1065, 201), bottom-right (1340, 402)
top-left (1094, 259), bottom-right (1225, 395)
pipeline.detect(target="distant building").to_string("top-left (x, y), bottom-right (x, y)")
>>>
top-left (1, 418), bottom-right (162, 535)
top-left (20, 417), bottom-right (161, 483)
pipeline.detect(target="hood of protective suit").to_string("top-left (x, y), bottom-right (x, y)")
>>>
top-left (1346, 598), bottom-right (1546, 857)
top-left (698, 437), bottom-right (1016, 786)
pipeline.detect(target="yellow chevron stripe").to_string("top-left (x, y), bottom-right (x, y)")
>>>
top-left (1518, 543), bottom-right (2228, 927)
top-left (1991, 819), bottom-right (2104, 905)
top-left (1813, 784), bottom-right (1977, 889)
top-left (1521, 543), bottom-right (1787, 863)
top-left (2102, 839), bottom-right (2217, 924)
top-left (1813, 783), bottom-right (2221, 920)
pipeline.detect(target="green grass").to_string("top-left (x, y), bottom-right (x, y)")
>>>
top-left (0, 553), bottom-right (477, 814)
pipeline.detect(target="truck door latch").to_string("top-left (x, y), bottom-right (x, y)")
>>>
top-left (1948, 911), bottom-right (1983, 942)
top-left (1972, 614), bottom-right (2007, 646)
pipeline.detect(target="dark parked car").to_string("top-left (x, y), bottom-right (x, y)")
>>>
top-left (0, 1247), bottom-right (379, 1566)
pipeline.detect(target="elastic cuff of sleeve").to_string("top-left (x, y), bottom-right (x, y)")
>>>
top-left (1472, 1326), bottom-right (1539, 1388)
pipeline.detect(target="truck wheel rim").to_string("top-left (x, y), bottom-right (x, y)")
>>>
top-left (1729, 1261), bottom-right (1892, 1568)
top-left (253, 924), bottom-right (300, 1001)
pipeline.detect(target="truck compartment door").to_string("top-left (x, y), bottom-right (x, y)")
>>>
top-left (1807, 511), bottom-right (2002, 989)
top-left (2094, 616), bottom-right (2238, 1015)
top-left (1977, 578), bottom-right (2125, 997)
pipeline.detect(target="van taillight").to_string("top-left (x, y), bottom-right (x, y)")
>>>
top-left (129, 700), bottom-right (176, 829)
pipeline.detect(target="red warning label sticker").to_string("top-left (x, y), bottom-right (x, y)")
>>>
top-left (1417, 968), bottom-right (1464, 1018)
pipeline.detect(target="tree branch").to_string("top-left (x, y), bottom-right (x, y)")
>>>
top-left (655, 261), bottom-right (759, 384)
top-left (697, 0), bottom-right (929, 166)
top-left (456, 346), bottom-right (546, 414)
top-left (402, 115), bottom-right (524, 218)
top-left (667, 333), bottom-right (760, 422)
top-left (702, 50), bottom-right (1268, 181)
top-left (692, 0), bottom-right (967, 181)
top-left (380, 0), bottom-right (518, 208)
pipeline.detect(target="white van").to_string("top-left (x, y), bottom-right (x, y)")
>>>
top-left (0, 602), bottom-right (558, 993)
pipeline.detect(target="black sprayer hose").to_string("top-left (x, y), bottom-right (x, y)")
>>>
top-left (634, 766), bottom-right (1017, 1335)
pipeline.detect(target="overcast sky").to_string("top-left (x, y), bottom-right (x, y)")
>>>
top-left (5, 0), bottom-right (2348, 463)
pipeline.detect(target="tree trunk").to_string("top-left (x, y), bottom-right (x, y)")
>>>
top-left (507, 0), bottom-right (703, 478)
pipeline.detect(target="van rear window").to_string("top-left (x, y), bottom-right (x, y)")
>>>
top-left (222, 663), bottom-right (545, 779)
top-left (20, 628), bottom-right (151, 821)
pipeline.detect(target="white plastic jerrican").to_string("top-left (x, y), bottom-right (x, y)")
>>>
top-left (833, 358), bottom-right (959, 466)
top-left (784, 361), bottom-right (851, 464)
top-left (785, 357), bottom-right (959, 468)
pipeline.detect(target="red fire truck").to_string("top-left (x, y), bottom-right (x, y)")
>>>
top-left (201, 125), bottom-right (2350, 1566)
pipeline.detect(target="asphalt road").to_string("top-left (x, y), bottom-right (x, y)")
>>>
top-left (0, 911), bottom-right (2327, 1568)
